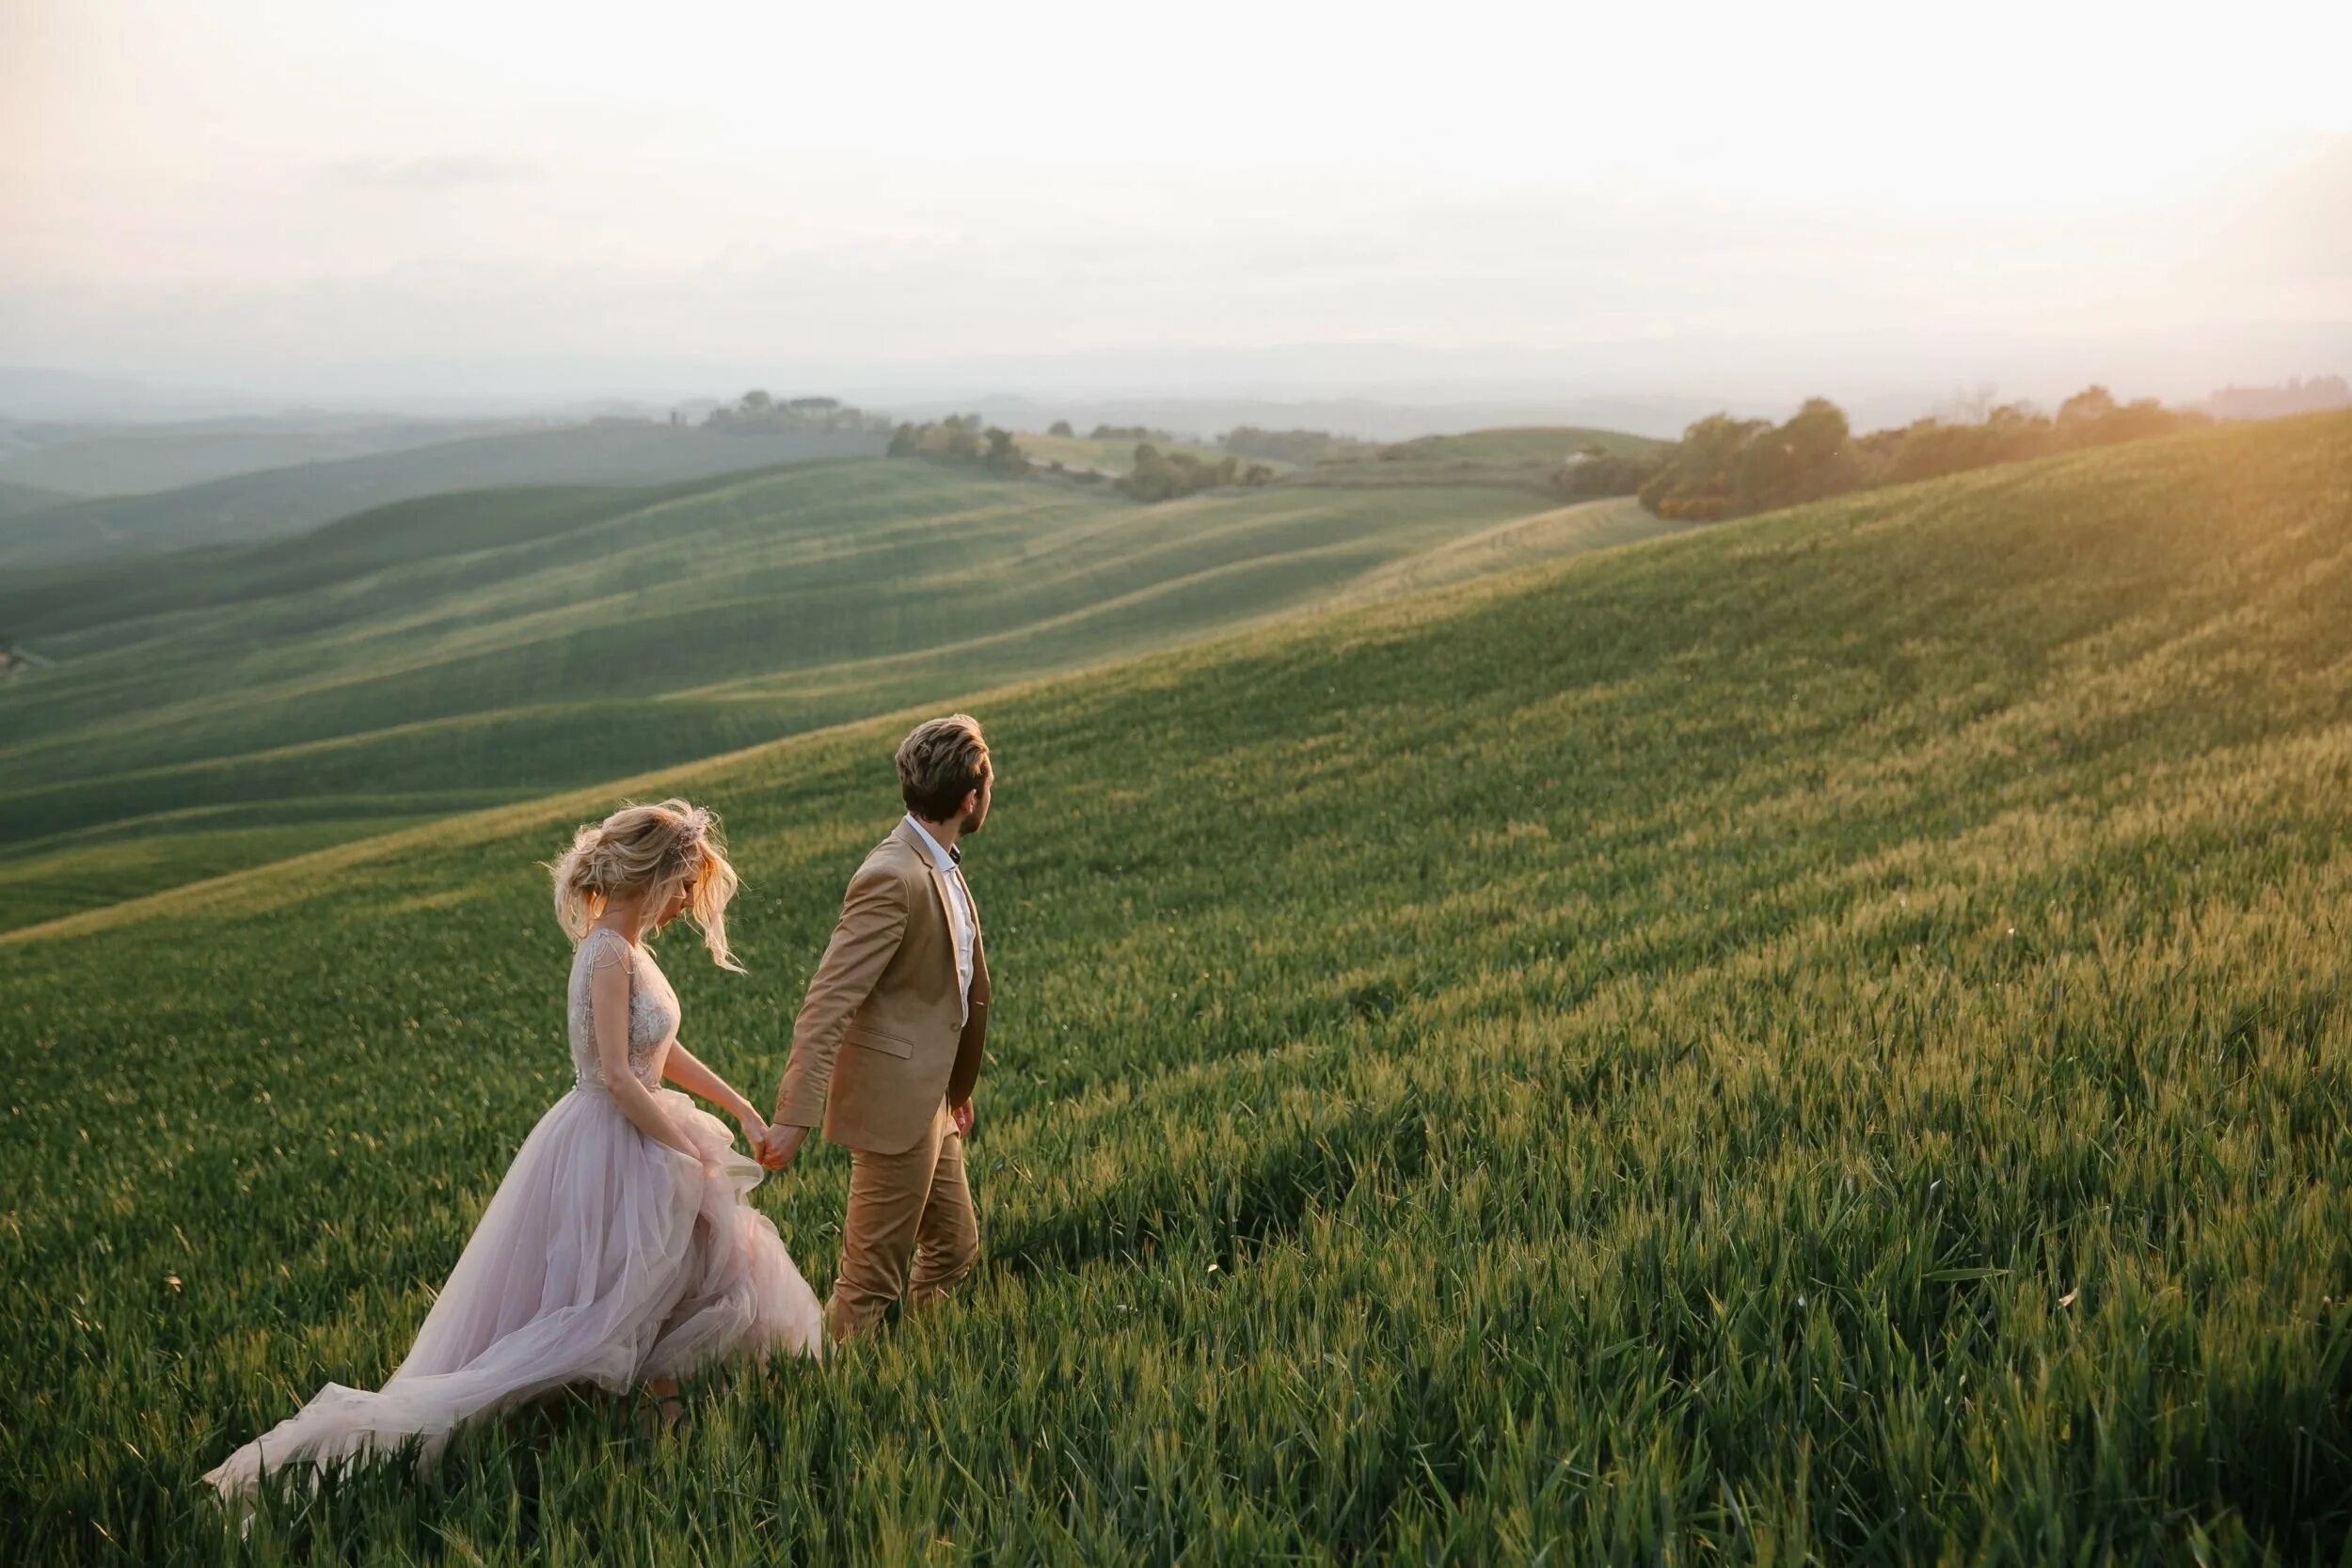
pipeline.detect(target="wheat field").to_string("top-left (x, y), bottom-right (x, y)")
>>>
top-left (4, 414), bottom-right (2350, 1563)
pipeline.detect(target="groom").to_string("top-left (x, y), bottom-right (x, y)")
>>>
top-left (760, 714), bottom-right (993, 1342)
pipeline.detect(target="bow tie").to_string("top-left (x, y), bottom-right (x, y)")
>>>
top-left (947, 845), bottom-right (961, 867)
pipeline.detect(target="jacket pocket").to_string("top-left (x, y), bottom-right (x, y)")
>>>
top-left (849, 1026), bottom-right (914, 1059)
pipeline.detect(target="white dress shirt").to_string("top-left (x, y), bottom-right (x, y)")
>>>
top-left (903, 813), bottom-right (977, 1026)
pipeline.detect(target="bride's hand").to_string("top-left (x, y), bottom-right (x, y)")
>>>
top-left (737, 1108), bottom-right (769, 1153)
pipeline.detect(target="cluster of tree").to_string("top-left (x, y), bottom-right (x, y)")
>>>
top-left (1634, 400), bottom-right (1856, 520)
top-left (1035, 419), bottom-right (1163, 439)
top-left (703, 389), bottom-right (892, 435)
top-left (1632, 388), bottom-right (2211, 523)
top-left (2205, 375), bottom-right (2351, 420)
top-left (1118, 443), bottom-right (1276, 502)
top-left (886, 416), bottom-right (1033, 478)
top-left (1221, 426), bottom-right (1374, 465)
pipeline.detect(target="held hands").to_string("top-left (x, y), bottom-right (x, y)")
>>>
top-left (736, 1107), bottom-right (769, 1159)
top-left (758, 1122), bottom-right (810, 1171)
top-left (747, 1104), bottom-right (968, 1170)
top-left (730, 1101), bottom-right (797, 1171)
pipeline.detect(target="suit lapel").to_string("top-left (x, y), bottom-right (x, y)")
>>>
top-left (896, 819), bottom-right (964, 984)
top-left (970, 913), bottom-right (990, 1006)
top-left (922, 860), bottom-right (957, 941)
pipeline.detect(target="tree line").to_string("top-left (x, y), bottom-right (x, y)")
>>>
top-left (703, 390), bottom-right (893, 435)
top-left (1561, 388), bottom-right (2213, 523)
top-left (887, 416), bottom-right (1036, 478)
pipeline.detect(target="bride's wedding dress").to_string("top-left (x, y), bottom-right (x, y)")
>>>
top-left (205, 927), bottom-right (823, 1500)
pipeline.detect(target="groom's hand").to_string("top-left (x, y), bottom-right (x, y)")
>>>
top-left (761, 1122), bottom-right (810, 1170)
top-left (950, 1100), bottom-right (975, 1139)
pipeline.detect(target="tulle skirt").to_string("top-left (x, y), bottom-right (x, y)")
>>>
top-left (204, 1085), bottom-right (823, 1501)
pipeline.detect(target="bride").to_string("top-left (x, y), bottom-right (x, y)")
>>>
top-left (205, 800), bottom-right (824, 1503)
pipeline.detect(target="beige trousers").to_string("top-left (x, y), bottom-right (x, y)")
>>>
top-left (826, 1101), bottom-right (977, 1342)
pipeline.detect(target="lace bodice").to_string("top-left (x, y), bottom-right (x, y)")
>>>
top-left (566, 928), bottom-right (680, 1089)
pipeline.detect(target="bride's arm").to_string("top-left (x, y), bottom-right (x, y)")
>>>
top-left (591, 951), bottom-right (699, 1158)
top-left (661, 1042), bottom-right (765, 1145)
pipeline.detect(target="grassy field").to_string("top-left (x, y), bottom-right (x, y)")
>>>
top-left (0, 424), bottom-right (886, 569)
top-left (1315, 496), bottom-right (1695, 610)
top-left (0, 812), bottom-right (428, 927)
top-left (0, 462), bottom-right (1667, 919)
top-left (4, 412), bottom-right (2348, 1561)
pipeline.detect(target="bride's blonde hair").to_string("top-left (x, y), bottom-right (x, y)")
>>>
top-left (548, 799), bottom-right (744, 972)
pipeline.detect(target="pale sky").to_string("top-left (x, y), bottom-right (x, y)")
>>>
top-left (3, 0), bottom-right (2347, 404)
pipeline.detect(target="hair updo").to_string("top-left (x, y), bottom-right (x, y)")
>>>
top-left (548, 798), bottom-right (744, 972)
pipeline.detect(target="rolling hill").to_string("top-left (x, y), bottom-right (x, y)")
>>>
top-left (3, 413), bottom-right (2347, 1561)
top-left (1287, 424), bottom-right (1667, 493)
top-left (0, 478), bottom-right (68, 517)
top-left (1361, 424), bottom-right (1665, 464)
top-left (0, 422), bottom-right (887, 568)
top-left (0, 453), bottom-right (1686, 919)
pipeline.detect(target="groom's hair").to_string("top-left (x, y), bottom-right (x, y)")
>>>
top-left (897, 714), bottom-right (990, 820)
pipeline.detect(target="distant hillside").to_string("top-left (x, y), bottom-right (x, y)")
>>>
top-left (0, 479), bottom-right (67, 517)
top-left (0, 423), bottom-right (888, 569)
top-left (2205, 375), bottom-right (2352, 420)
top-left (0, 417), bottom-right (525, 497)
top-left (1284, 424), bottom-right (1670, 495)
top-left (0, 364), bottom-right (278, 422)
top-left (0, 458), bottom-right (1683, 913)
top-left (1367, 426), bottom-right (1664, 464)
top-left (1013, 431), bottom-right (1249, 477)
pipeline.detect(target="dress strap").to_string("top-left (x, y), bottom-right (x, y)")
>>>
top-left (581, 927), bottom-right (633, 972)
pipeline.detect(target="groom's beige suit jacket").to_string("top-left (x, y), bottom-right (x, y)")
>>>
top-left (774, 818), bottom-right (991, 1154)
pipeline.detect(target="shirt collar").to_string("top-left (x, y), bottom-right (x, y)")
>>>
top-left (902, 812), bottom-right (961, 870)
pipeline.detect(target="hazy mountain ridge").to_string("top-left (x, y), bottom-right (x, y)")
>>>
top-left (0, 417), bottom-right (543, 497)
top-left (12, 314), bottom-right (2344, 451)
